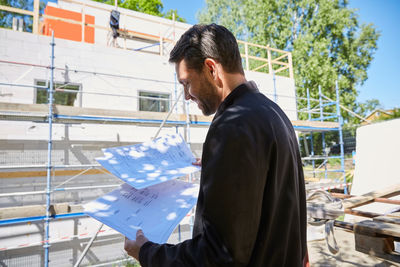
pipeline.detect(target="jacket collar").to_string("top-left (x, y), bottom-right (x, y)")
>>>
top-left (214, 80), bottom-right (259, 117)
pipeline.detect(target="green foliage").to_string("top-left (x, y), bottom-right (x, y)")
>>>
top-left (375, 108), bottom-right (400, 122)
top-left (91, 0), bottom-right (186, 22)
top-left (122, 260), bottom-right (141, 267)
top-left (198, 0), bottom-right (380, 126)
top-left (164, 9), bottom-right (186, 23)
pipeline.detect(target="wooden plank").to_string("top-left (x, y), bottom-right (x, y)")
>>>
top-left (251, 62), bottom-right (269, 72)
top-left (0, 102), bottom-right (212, 124)
top-left (288, 53), bottom-right (294, 79)
top-left (1, 103), bottom-right (344, 129)
top-left (291, 120), bottom-right (339, 129)
top-left (274, 65), bottom-right (289, 74)
top-left (0, 5), bottom-right (34, 16)
top-left (354, 220), bottom-right (400, 238)
top-left (32, 0), bottom-right (39, 34)
top-left (0, 203), bottom-right (70, 219)
top-left (374, 214), bottom-right (400, 225)
top-left (271, 53), bottom-right (288, 63)
top-left (343, 184), bottom-right (400, 209)
top-left (0, 168), bottom-right (110, 179)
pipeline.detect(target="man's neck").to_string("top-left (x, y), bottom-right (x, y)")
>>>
top-left (220, 72), bottom-right (247, 101)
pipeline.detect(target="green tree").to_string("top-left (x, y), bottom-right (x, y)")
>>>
top-left (164, 9), bottom-right (186, 23)
top-left (375, 108), bottom-right (400, 122)
top-left (357, 98), bottom-right (381, 117)
top-left (92, 0), bottom-right (186, 22)
top-left (198, 0), bottom-right (380, 125)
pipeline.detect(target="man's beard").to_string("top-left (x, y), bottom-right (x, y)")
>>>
top-left (197, 76), bottom-right (220, 116)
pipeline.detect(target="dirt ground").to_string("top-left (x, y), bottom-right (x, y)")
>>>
top-left (308, 228), bottom-right (399, 266)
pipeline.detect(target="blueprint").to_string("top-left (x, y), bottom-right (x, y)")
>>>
top-left (84, 179), bottom-right (199, 243)
top-left (96, 133), bottom-right (200, 189)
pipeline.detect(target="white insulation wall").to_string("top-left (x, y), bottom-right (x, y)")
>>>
top-left (348, 118), bottom-right (400, 217)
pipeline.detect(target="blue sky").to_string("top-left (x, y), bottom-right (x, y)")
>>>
top-left (163, 0), bottom-right (400, 109)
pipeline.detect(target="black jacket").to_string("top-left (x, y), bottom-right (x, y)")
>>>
top-left (139, 81), bottom-right (307, 266)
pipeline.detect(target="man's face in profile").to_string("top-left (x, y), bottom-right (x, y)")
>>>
top-left (175, 59), bottom-right (220, 116)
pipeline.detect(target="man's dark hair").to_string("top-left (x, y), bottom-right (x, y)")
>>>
top-left (169, 24), bottom-right (244, 74)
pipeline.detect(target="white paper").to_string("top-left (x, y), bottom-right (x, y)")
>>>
top-left (84, 179), bottom-right (199, 243)
top-left (96, 133), bottom-right (200, 189)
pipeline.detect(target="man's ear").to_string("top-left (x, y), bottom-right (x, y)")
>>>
top-left (204, 58), bottom-right (217, 80)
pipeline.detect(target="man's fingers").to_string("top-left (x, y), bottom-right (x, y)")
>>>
top-left (192, 158), bottom-right (201, 166)
top-left (136, 229), bottom-right (143, 238)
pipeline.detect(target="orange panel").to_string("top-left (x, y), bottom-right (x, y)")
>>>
top-left (43, 5), bottom-right (95, 44)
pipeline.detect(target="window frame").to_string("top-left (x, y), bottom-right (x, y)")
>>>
top-left (34, 79), bottom-right (82, 107)
top-left (138, 90), bottom-right (170, 113)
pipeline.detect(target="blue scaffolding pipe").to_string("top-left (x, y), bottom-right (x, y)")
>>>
top-left (336, 81), bottom-right (347, 194)
top-left (53, 114), bottom-right (211, 126)
top-left (44, 31), bottom-right (55, 267)
top-left (307, 88), bottom-right (315, 177)
top-left (319, 85), bottom-right (328, 179)
top-left (0, 213), bottom-right (86, 226)
top-left (131, 42), bottom-right (160, 51)
top-left (321, 102), bottom-right (336, 108)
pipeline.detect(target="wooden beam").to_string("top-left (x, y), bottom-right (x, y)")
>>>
top-left (0, 203), bottom-right (73, 219)
top-left (288, 52), bottom-right (294, 79)
top-left (374, 215), bottom-right (400, 225)
top-left (0, 102), bottom-right (213, 125)
top-left (354, 220), bottom-right (400, 238)
top-left (0, 168), bottom-right (109, 179)
top-left (271, 53), bottom-right (287, 63)
top-left (342, 184), bottom-right (400, 209)
top-left (274, 65), bottom-right (289, 74)
top-left (32, 0), bottom-right (39, 34)
top-left (251, 62), bottom-right (269, 72)
top-left (0, 5), bottom-right (34, 16)
top-left (291, 120), bottom-right (339, 129)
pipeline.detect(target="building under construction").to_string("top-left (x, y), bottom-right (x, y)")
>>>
top-left (0, 0), bottom-right (348, 266)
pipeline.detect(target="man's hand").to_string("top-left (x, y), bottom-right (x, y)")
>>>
top-left (193, 158), bottom-right (201, 166)
top-left (124, 229), bottom-right (149, 261)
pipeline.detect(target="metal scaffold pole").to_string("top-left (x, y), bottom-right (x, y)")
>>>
top-left (44, 31), bottom-right (55, 267)
top-left (335, 80), bottom-right (347, 194)
top-left (307, 87), bottom-right (315, 177)
top-left (319, 85), bottom-right (328, 179)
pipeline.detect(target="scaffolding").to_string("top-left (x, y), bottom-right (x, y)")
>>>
top-left (0, 1), bottom-right (347, 266)
top-left (298, 82), bottom-right (347, 194)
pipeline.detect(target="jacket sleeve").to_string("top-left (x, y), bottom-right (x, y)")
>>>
top-left (139, 119), bottom-right (271, 267)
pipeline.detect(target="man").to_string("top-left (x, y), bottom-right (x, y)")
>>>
top-left (125, 23), bottom-right (307, 266)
